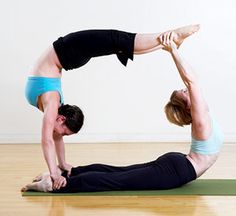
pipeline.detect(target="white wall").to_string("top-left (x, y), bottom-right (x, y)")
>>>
top-left (0, 0), bottom-right (236, 143)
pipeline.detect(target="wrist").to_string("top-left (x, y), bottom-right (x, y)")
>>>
top-left (171, 46), bottom-right (177, 53)
top-left (49, 167), bottom-right (59, 175)
top-left (50, 173), bottom-right (59, 177)
top-left (51, 167), bottom-right (62, 176)
top-left (59, 163), bottom-right (67, 169)
top-left (170, 49), bottom-right (178, 57)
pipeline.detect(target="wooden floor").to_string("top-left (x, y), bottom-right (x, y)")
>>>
top-left (1, 142), bottom-right (236, 216)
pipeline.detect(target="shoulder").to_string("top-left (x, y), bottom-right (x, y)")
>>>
top-left (39, 91), bottom-right (60, 113)
top-left (188, 83), bottom-right (212, 140)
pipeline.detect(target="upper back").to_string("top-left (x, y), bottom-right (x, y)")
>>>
top-left (191, 116), bottom-right (224, 155)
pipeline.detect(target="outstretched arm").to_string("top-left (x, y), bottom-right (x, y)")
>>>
top-left (41, 92), bottom-right (67, 189)
top-left (159, 32), bottom-right (211, 140)
top-left (54, 135), bottom-right (72, 175)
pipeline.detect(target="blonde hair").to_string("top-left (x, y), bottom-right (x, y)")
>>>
top-left (165, 91), bottom-right (192, 127)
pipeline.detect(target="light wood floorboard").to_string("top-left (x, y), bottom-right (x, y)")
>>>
top-left (0, 142), bottom-right (236, 216)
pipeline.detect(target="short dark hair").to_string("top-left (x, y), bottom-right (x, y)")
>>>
top-left (58, 104), bottom-right (84, 133)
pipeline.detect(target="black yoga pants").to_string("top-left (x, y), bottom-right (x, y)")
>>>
top-left (53, 152), bottom-right (197, 193)
top-left (53, 29), bottom-right (136, 70)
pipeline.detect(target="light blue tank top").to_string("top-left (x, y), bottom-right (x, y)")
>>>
top-left (191, 117), bottom-right (224, 155)
top-left (25, 76), bottom-right (64, 108)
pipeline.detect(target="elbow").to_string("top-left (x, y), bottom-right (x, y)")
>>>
top-left (186, 80), bottom-right (197, 90)
top-left (41, 138), bottom-right (54, 148)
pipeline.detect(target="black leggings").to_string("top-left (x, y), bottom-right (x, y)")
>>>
top-left (53, 30), bottom-right (136, 70)
top-left (53, 152), bottom-right (197, 193)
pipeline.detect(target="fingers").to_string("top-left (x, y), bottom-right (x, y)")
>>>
top-left (158, 31), bottom-right (179, 53)
top-left (62, 178), bottom-right (67, 187)
top-left (170, 31), bottom-right (174, 43)
top-left (159, 32), bottom-right (173, 46)
top-left (165, 31), bottom-right (171, 46)
top-left (162, 33), bottom-right (166, 45)
top-left (158, 33), bottom-right (165, 44)
top-left (164, 31), bottom-right (174, 46)
top-left (52, 176), bottom-right (67, 190)
top-left (159, 32), bottom-right (167, 45)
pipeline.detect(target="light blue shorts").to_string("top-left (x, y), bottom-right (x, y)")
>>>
top-left (25, 76), bottom-right (64, 108)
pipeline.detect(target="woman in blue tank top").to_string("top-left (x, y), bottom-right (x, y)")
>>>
top-left (164, 32), bottom-right (224, 177)
top-left (21, 26), bottom-right (224, 194)
top-left (24, 25), bottom-right (200, 191)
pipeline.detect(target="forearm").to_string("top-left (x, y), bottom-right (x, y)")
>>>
top-left (54, 138), bottom-right (66, 167)
top-left (56, 150), bottom-right (66, 167)
top-left (41, 139), bottom-right (59, 175)
top-left (170, 48), bottom-right (197, 87)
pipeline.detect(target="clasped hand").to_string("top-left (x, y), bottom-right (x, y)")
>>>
top-left (158, 31), bottom-right (178, 52)
top-left (50, 174), bottom-right (67, 190)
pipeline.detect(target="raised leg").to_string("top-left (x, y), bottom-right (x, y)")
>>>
top-left (134, 24), bottom-right (200, 54)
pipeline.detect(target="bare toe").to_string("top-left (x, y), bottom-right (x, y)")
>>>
top-left (21, 186), bottom-right (27, 192)
top-left (37, 175), bottom-right (53, 192)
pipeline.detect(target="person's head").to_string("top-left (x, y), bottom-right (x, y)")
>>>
top-left (53, 104), bottom-right (84, 136)
top-left (164, 88), bottom-right (191, 127)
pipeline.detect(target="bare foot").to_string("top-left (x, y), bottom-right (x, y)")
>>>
top-left (36, 174), bottom-right (53, 192)
top-left (22, 174), bottom-right (53, 192)
top-left (32, 172), bottom-right (50, 182)
top-left (172, 24), bottom-right (200, 48)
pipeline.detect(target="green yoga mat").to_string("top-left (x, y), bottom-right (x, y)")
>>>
top-left (22, 179), bottom-right (236, 196)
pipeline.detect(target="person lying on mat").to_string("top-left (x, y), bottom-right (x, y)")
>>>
top-left (25, 25), bottom-right (200, 190)
top-left (162, 31), bottom-right (224, 178)
top-left (22, 30), bottom-right (223, 193)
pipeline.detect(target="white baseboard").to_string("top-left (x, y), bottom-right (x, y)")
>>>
top-left (0, 132), bottom-right (235, 143)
